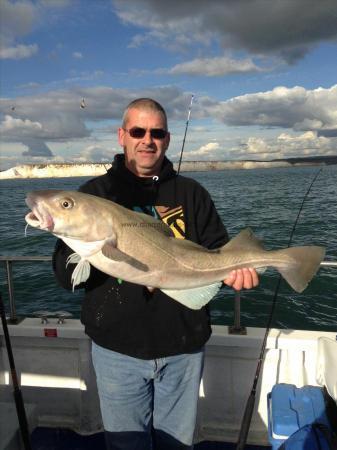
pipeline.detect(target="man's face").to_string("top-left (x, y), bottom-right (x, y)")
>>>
top-left (118, 108), bottom-right (170, 177)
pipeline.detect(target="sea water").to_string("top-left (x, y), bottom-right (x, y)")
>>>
top-left (0, 166), bottom-right (336, 331)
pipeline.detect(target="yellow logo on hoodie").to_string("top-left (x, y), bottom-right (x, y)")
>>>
top-left (154, 206), bottom-right (185, 239)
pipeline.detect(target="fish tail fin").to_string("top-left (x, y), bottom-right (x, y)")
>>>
top-left (276, 246), bottom-right (325, 293)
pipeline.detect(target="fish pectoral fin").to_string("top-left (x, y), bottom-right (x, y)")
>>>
top-left (66, 254), bottom-right (91, 291)
top-left (161, 282), bottom-right (222, 310)
top-left (66, 252), bottom-right (82, 266)
top-left (101, 243), bottom-right (148, 272)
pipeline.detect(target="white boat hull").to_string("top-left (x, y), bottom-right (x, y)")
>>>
top-left (1, 319), bottom-right (336, 447)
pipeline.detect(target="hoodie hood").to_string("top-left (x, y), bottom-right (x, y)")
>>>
top-left (108, 153), bottom-right (177, 185)
top-left (105, 153), bottom-right (177, 206)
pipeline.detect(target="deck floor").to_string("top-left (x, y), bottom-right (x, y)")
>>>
top-left (30, 427), bottom-right (270, 449)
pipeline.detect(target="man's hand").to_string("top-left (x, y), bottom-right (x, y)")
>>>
top-left (224, 268), bottom-right (259, 291)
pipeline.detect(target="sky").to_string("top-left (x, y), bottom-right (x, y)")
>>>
top-left (0, 0), bottom-right (337, 170)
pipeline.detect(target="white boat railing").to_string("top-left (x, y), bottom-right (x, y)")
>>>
top-left (1, 255), bottom-right (337, 324)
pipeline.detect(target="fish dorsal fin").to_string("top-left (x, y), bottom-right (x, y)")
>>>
top-left (101, 241), bottom-right (149, 272)
top-left (222, 228), bottom-right (265, 252)
top-left (161, 282), bottom-right (222, 310)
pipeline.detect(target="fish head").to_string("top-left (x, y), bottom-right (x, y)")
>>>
top-left (25, 190), bottom-right (114, 241)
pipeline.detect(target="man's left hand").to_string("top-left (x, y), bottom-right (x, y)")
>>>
top-left (224, 268), bottom-right (259, 291)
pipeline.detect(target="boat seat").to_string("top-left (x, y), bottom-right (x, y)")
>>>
top-left (316, 336), bottom-right (337, 403)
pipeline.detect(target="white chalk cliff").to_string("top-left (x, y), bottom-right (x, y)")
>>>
top-left (0, 156), bottom-right (334, 180)
top-left (0, 163), bottom-right (112, 179)
top-left (0, 161), bottom-right (294, 179)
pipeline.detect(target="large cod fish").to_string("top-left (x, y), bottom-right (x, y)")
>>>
top-left (25, 190), bottom-right (325, 310)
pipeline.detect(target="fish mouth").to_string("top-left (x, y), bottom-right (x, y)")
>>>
top-left (25, 197), bottom-right (54, 231)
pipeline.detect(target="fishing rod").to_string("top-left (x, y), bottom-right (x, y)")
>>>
top-left (235, 168), bottom-right (323, 450)
top-left (177, 94), bottom-right (194, 175)
top-left (0, 293), bottom-right (32, 450)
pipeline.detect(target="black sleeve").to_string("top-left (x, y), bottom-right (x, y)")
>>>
top-left (194, 184), bottom-right (229, 250)
top-left (52, 239), bottom-right (77, 291)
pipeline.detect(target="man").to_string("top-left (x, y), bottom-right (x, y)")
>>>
top-left (53, 98), bottom-right (258, 450)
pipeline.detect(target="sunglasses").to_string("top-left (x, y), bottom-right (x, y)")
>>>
top-left (124, 127), bottom-right (168, 140)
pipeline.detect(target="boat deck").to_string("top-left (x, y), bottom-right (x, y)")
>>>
top-left (30, 427), bottom-right (270, 449)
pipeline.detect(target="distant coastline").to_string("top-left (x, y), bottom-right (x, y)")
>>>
top-left (1, 155), bottom-right (336, 179)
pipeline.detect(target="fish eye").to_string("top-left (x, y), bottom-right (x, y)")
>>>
top-left (61, 198), bottom-right (74, 209)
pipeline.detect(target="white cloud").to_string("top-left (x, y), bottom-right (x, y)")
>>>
top-left (0, 0), bottom-right (38, 43)
top-left (72, 51), bottom-right (83, 59)
top-left (175, 126), bottom-right (337, 162)
top-left (275, 130), bottom-right (334, 155)
top-left (0, 0), bottom-right (39, 59)
top-left (0, 153), bottom-right (68, 171)
top-left (128, 28), bottom-right (210, 52)
top-left (0, 115), bottom-right (42, 134)
top-left (167, 56), bottom-right (265, 77)
top-left (0, 0), bottom-right (71, 61)
top-left (277, 131), bottom-right (317, 141)
top-left (1, 83), bottom-right (336, 164)
top-left (113, 0), bottom-right (337, 62)
top-left (0, 115), bottom-right (54, 157)
top-left (245, 137), bottom-right (270, 154)
top-left (17, 81), bottom-right (41, 89)
top-left (212, 84), bottom-right (337, 134)
top-left (76, 144), bottom-right (117, 162)
top-left (22, 140), bottom-right (54, 157)
top-left (0, 85), bottom-right (195, 159)
top-left (230, 130), bottom-right (336, 161)
top-left (0, 43), bottom-right (38, 60)
top-left (190, 142), bottom-right (220, 156)
top-left (65, 70), bottom-right (104, 84)
top-left (172, 142), bottom-right (222, 160)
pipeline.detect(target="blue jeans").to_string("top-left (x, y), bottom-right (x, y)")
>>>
top-left (91, 342), bottom-right (204, 449)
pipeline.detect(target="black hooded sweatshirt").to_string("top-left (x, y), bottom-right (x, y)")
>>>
top-left (52, 154), bottom-right (228, 359)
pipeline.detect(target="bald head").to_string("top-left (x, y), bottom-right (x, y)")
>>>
top-left (122, 98), bottom-right (168, 130)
